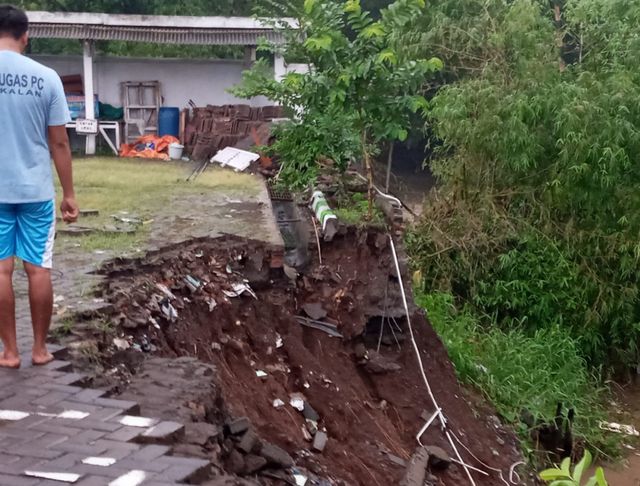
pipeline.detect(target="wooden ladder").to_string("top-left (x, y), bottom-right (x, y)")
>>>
top-left (122, 81), bottom-right (162, 143)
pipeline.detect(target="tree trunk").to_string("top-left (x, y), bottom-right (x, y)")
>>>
top-left (385, 141), bottom-right (395, 193)
top-left (362, 130), bottom-right (375, 220)
top-left (553, 2), bottom-right (567, 72)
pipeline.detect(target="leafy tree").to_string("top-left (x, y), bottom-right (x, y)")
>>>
top-left (408, 0), bottom-right (640, 371)
top-left (234, 0), bottom-right (441, 214)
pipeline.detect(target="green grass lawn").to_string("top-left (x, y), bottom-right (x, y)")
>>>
top-left (55, 157), bottom-right (261, 253)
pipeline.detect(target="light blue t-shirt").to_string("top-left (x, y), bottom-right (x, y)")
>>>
top-left (0, 50), bottom-right (71, 204)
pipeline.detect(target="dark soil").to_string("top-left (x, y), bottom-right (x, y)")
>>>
top-left (80, 230), bottom-right (524, 485)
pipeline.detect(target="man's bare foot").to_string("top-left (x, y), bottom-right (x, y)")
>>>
top-left (32, 349), bottom-right (54, 366)
top-left (0, 350), bottom-right (21, 369)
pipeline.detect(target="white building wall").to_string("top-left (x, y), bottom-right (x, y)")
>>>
top-left (30, 54), bottom-right (272, 108)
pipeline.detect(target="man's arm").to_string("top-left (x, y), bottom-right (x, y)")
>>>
top-left (48, 125), bottom-right (79, 223)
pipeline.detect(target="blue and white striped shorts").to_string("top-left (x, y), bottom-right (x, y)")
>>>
top-left (0, 200), bottom-right (56, 268)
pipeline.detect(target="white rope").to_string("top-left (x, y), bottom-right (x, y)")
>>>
top-left (389, 235), bottom-right (477, 486)
top-left (389, 234), bottom-right (523, 486)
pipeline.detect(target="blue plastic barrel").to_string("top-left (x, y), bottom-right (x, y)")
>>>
top-left (158, 107), bottom-right (180, 137)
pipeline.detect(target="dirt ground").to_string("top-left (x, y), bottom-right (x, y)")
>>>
top-left (72, 229), bottom-right (525, 485)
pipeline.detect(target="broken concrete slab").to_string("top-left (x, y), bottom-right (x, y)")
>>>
top-left (184, 422), bottom-right (221, 446)
top-left (259, 442), bottom-right (294, 468)
top-left (425, 445), bottom-right (452, 470)
top-left (243, 454), bottom-right (267, 474)
top-left (400, 447), bottom-right (430, 486)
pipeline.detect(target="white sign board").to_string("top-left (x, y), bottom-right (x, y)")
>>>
top-left (75, 118), bottom-right (99, 135)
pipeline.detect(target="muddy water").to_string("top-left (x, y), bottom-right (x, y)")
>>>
top-left (601, 383), bottom-right (640, 485)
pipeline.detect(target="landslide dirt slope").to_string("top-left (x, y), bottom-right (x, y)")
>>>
top-left (90, 230), bottom-right (523, 485)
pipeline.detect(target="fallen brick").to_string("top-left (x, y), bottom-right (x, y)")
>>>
top-left (226, 417), bottom-right (251, 436)
top-left (237, 429), bottom-right (259, 454)
top-left (312, 431), bottom-right (328, 453)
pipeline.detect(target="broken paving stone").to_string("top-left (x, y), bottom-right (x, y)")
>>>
top-left (173, 443), bottom-right (210, 460)
top-left (364, 352), bottom-right (402, 374)
top-left (237, 429), bottom-right (260, 454)
top-left (185, 422), bottom-right (220, 446)
top-left (424, 445), bottom-right (451, 470)
top-left (226, 417), bottom-right (251, 436)
top-left (259, 442), bottom-right (295, 468)
top-left (312, 431), bottom-right (328, 453)
top-left (302, 302), bottom-right (327, 321)
top-left (243, 454), bottom-right (267, 474)
top-left (139, 421), bottom-right (185, 444)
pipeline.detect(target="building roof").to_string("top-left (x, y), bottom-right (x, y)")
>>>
top-left (26, 11), bottom-right (295, 46)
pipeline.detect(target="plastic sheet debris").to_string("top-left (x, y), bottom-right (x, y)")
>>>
top-left (223, 282), bottom-right (258, 300)
top-left (113, 338), bottom-right (130, 351)
top-left (599, 421), bottom-right (640, 436)
top-left (273, 399), bottom-right (285, 408)
top-left (155, 284), bottom-right (176, 300)
top-left (256, 370), bottom-right (268, 378)
top-left (293, 472), bottom-right (308, 486)
top-left (296, 316), bottom-right (343, 338)
top-left (290, 393), bottom-right (306, 412)
top-left (149, 317), bottom-right (161, 330)
top-left (211, 147), bottom-right (260, 172)
top-left (206, 298), bottom-right (217, 312)
top-left (184, 275), bottom-right (202, 293)
top-left (276, 334), bottom-right (284, 348)
top-left (161, 301), bottom-right (178, 322)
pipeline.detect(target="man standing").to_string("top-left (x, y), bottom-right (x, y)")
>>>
top-left (0, 5), bottom-right (79, 368)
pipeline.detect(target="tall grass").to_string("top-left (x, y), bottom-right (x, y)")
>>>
top-left (417, 291), bottom-right (616, 457)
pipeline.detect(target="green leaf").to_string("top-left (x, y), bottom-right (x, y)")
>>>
top-left (540, 468), bottom-right (569, 481)
top-left (361, 22), bottom-right (385, 39)
top-left (304, 34), bottom-right (333, 51)
top-left (427, 57), bottom-right (444, 72)
top-left (344, 0), bottom-right (361, 14)
top-left (410, 95), bottom-right (429, 113)
top-left (377, 49), bottom-right (397, 65)
top-left (560, 457), bottom-right (571, 477)
top-left (574, 450), bottom-right (592, 484)
top-left (303, 0), bottom-right (316, 15)
top-left (397, 128), bottom-right (409, 141)
top-left (595, 467), bottom-right (609, 486)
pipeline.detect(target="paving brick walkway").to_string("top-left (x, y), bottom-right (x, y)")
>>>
top-left (1, 255), bottom-right (210, 485)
